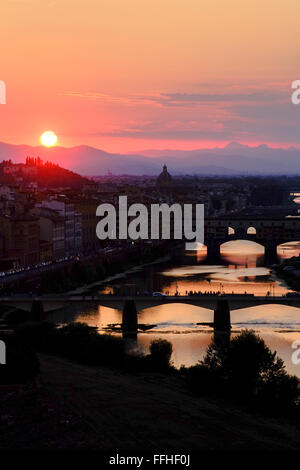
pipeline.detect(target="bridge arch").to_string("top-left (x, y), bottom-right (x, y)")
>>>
top-left (220, 239), bottom-right (280, 265)
top-left (205, 238), bottom-right (266, 263)
top-left (277, 241), bottom-right (300, 259)
top-left (247, 226), bottom-right (257, 235)
top-left (220, 239), bottom-right (265, 253)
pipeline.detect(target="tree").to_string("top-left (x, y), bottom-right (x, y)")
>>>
top-left (150, 339), bottom-right (173, 370)
top-left (186, 330), bottom-right (300, 411)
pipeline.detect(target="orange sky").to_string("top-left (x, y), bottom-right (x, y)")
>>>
top-left (0, 0), bottom-right (299, 152)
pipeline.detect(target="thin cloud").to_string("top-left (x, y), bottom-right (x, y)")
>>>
top-left (62, 88), bottom-right (286, 109)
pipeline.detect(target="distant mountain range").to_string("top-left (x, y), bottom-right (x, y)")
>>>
top-left (0, 141), bottom-right (299, 176)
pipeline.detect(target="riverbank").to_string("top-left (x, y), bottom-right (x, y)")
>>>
top-left (2, 242), bottom-right (173, 295)
top-left (66, 254), bottom-right (171, 295)
top-left (274, 257), bottom-right (300, 292)
top-left (2, 353), bottom-right (298, 450)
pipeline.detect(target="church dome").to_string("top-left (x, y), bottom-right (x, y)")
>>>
top-left (156, 164), bottom-right (172, 189)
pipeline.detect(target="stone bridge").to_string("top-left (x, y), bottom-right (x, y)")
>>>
top-left (204, 216), bottom-right (300, 263)
top-left (1, 294), bottom-right (300, 313)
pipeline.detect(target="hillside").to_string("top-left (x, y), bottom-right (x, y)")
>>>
top-left (12, 354), bottom-right (299, 450)
top-left (0, 158), bottom-right (88, 188)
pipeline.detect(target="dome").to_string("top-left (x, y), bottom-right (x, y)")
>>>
top-left (156, 164), bottom-right (172, 189)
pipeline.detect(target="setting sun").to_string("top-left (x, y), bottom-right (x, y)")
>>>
top-left (40, 131), bottom-right (58, 147)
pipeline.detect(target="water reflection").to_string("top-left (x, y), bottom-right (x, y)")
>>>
top-left (155, 241), bottom-right (286, 297)
top-left (292, 192), bottom-right (300, 205)
top-left (278, 241), bottom-right (300, 259)
top-left (49, 240), bottom-right (300, 376)
top-left (49, 302), bottom-right (300, 375)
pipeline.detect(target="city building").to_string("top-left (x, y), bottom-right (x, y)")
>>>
top-left (156, 164), bottom-right (173, 193)
top-left (39, 197), bottom-right (82, 256)
top-left (31, 207), bottom-right (65, 260)
top-left (0, 214), bottom-right (40, 268)
top-left (72, 199), bottom-right (100, 253)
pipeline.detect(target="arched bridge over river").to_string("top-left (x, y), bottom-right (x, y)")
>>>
top-left (204, 216), bottom-right (300, 263)
top-left (1, 294), bottom-right (300, 313)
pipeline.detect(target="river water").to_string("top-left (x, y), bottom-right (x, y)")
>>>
top-left (49, 239), bottom-right (300, 377)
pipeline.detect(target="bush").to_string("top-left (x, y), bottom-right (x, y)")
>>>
top-left (78, 331), bottom-right (126, 366)
top-left (149, 339), bottom-right (173, 371)
top-left (184, 330), bottom-right (300, 412)
top-left (257, 370), bottom-right (300, 412)
top-left (123, 339), bottom-right (173, 373)
top-left (15, 321), bottom-right (126, 368)
top-left (225, 331), bottom-right (300, 406)
top-left (54, 322), bottom-right (98, 358)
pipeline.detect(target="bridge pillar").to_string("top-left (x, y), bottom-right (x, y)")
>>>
top-left (264, 242), bottom-right (278, 265)
top-left (213, 299), bottom-right (231, 331)
top-left (30, 299), bottom-right (45, 322)
top-left (206, 240), bottom-right (221, 263)
top-left (122, 299), bottom-right (138, 339)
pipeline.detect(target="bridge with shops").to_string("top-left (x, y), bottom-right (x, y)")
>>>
top-left (203, 216), bottom-right (300, 263)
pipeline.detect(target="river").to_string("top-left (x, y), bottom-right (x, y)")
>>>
top-left (48, 239), bottom-right (300, 377)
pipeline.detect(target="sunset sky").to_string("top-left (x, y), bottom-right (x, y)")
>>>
top-left (0, 0), bottom-right (299, 152)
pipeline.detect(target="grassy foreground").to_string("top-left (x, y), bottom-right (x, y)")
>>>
top-left (2, 353), bottom-right (298, 450)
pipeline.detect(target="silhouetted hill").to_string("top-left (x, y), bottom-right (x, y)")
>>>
top-left (35, 162), bottom-right (88, 187)
top-left (0, 157), bottom-right (88, 188)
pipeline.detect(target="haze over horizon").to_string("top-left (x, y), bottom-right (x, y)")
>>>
top-left (1, 140), bottom-right (300, 176)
